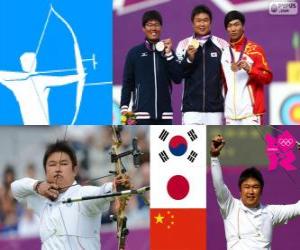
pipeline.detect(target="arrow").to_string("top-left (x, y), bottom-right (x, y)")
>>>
top-left (62, 186), bottom-right (150, 203)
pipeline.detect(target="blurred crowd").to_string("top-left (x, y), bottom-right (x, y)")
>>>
top-left (0, 126), bottom-right (150, 238)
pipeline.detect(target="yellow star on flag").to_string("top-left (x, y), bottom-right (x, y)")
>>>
top-left (154, 213), bottom-right (164, 224)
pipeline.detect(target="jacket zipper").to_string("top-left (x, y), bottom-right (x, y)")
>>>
top-left (153, 50), bottom-right (158, 119)
top-left (234, 72), bottom-right (237, 119)
top-left (202, 46), bottom-right (206, 111)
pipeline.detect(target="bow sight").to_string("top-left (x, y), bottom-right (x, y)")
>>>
top-left (110, 137), bottom-right (144, 173)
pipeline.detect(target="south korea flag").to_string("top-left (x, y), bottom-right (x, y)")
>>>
top-left (150, 125), bottom-right (206, 208)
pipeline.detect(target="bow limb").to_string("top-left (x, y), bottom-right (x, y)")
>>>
top-left (112, 126), bottom-right (129, 250)
top-left (51, 6), bottom-right (85, 125)
top-left (71, 44), bottom-right (85, 125)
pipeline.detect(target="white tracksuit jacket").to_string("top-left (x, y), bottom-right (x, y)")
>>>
top-left (11, 178), bottom-right (113, 250)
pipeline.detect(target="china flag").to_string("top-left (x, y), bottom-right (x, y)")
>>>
top-left (151, 209), bottom-right (206, 250)
top-left (150, 126), bottom-right (207, 250)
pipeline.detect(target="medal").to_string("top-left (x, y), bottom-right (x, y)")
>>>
top-left (155, 41), bottom-right (165, 52)
top-left (229, 37), bottom-right (248, 72)
top-left (231, 63), bottom-right (239, 72)
top-left (190, 39), bottom-right (200, 49)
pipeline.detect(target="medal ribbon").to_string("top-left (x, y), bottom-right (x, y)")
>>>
top-left (193, 33), bottom-right (211, 41)
top-left (229, 38), bottom-right (248, 64)
top-left (145, 39), bottom-right (159, 51)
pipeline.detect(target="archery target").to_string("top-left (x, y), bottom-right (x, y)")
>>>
top-left (269, 83), bottom-right (300, 125)
top-left (280, 95), bottom-right (300, 124)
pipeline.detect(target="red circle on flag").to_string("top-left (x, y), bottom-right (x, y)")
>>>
top-left (167, 175), bottom-right (189, 200)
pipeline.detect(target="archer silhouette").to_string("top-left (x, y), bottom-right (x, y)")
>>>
top-left (0, 52), bottom-right (84, 125)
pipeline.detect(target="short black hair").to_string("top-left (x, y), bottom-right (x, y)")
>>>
top-left (238, 167), bottom-right (264, 190)
top-left (4, 166), bottom-right (15, 177)
top-left (224, 10), bottom-right (245, 28)
top-left (43, 141), bottom-right (77, 171)
top-left (3, 166), bottom-right (15, 186)
top-left (191, 5), bottom-right (212, 22)
top-left (142, 10), bottom-right (163, 27)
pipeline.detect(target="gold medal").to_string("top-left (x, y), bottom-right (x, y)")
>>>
top-left (231, 63), bottom-right (239, 72)
top-left (190, 39), bottom-right (200, 49)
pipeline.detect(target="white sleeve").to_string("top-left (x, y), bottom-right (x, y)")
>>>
top-left (11, 178), bottom-right (45, 216)
top-left (11, 178), bottom-right (38, 203)
top-left (211, 36), bottom-right (229, 52)
top-left (269, 201), bottom-right (300, 225)
top-left (211, 157), bottom-right (235, 218)
top-left (176, 40), bottom-right (186, 63)
top-left (80, 182), bottom-right (113, 216)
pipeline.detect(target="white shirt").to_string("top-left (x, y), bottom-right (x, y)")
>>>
top-left (211, 157), bottom-right (300, 250)
top-left (221, 47), bottom-right (254, 120)
top-left (182, 111), bottom-right (223, 125)
top-left (11, 178), bottom-right (113, 250)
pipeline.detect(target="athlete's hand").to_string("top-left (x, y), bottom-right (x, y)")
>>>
top-left (186, 45), bottom-right (197, 62)
top-left (237, 60), bottom-right (251, 73)
top-left (113, 174), bottom-right (131, 192)
top-left (163, 38), bottom-right (173, 54)
top-left (210, 135), bottom-right (225, 157)
top-left (35, 181), bottom-right (59, 201)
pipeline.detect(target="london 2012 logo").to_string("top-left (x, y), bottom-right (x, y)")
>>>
top-left (265, 130), bottom-right (298, 171)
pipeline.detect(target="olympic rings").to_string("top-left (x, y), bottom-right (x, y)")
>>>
top-left (278, 138), bottom-right (295, 147)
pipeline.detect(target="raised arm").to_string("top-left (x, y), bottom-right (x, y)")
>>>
top-left (210, 135), bottom-right (235, 218)
top-left (36, 74), bottom-right (86, 88)
top-left (11, 178), bottom-right (50, 216)
top-left (0, 72), bottom-right (31, 89)
top-left (80, 174), bottom-right (131, 216)
top-left (11, 178), bottom-right (60, 202)
top-left (162, 38), bottom-right (182, 84)
top-left (269, 201), bottom-right (300, 225)
top-left (79, 182), bottom-right (113, 216)
top-left (176, 40), bottom-right (198, 78)
top-left (11, 178), bottom-right (39, 202)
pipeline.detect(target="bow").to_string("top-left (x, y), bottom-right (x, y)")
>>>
top-left (111, 125), bottom-right (130, 250)
top-left (51, 7), bottom-right (85, 125)
top-left (32, 5), bottom-right (85, 125)
top-left (58, 126), bottom-right (148, 250)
